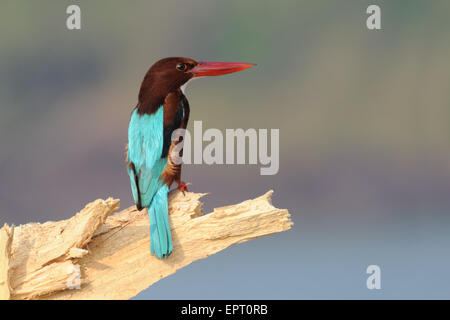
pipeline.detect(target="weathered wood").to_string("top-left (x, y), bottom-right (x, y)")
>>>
top-left (8, 198), bottom-right (120, 300)
top-left (0, 224), bottom-right (14, 300)
top-left (3, 190), bottom-right (292, 300)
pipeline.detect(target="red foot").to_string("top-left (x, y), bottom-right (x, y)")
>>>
top-left (177, 181), bottom-right (189, 195)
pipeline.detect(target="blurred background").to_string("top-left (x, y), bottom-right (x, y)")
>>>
top-left (1, 0), bottom-right (450, 299)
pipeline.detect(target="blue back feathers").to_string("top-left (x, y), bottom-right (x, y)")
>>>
top-left (127, 106), bottom-right (173, 258)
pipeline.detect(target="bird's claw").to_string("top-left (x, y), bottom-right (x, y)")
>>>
top-left (177, 181), bottom-right (189, 195)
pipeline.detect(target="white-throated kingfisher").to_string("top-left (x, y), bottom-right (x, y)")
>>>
top-left (127, 57), bottom-right (254, 258)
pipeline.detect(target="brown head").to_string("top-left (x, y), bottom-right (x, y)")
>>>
top-left (137, 57), bottom-right (254, 114)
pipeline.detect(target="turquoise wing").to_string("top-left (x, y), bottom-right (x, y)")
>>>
top-left (127, 106), bottom-right (168, 208)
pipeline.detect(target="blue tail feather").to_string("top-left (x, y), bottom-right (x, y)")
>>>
top-left (148, 185), bottom-right (172, 258)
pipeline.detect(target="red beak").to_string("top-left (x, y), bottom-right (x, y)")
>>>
top-left (190, 61), bottom-right (255, 77)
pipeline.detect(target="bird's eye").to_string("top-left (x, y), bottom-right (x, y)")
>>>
top-left (176, 63), bottom-right (187, 71)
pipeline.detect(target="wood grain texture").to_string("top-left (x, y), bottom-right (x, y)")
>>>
top-left (3, 190), bottom-right (292, 300)
top-left (0, 224), bottom-right (14, 300)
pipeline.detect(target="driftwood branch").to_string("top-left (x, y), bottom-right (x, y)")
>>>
top-left (0, 190), bottom-right (292, 300)
top-left (0, 224), bottom-right (14, 299)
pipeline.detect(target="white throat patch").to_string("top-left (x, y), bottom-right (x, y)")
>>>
top-left (180, 77), bottom-right (203, 94)
top-left (180, 82), bottom-right (188, 94)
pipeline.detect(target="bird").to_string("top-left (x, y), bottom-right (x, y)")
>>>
top-left (126, 57), bottom-right (254, 258)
